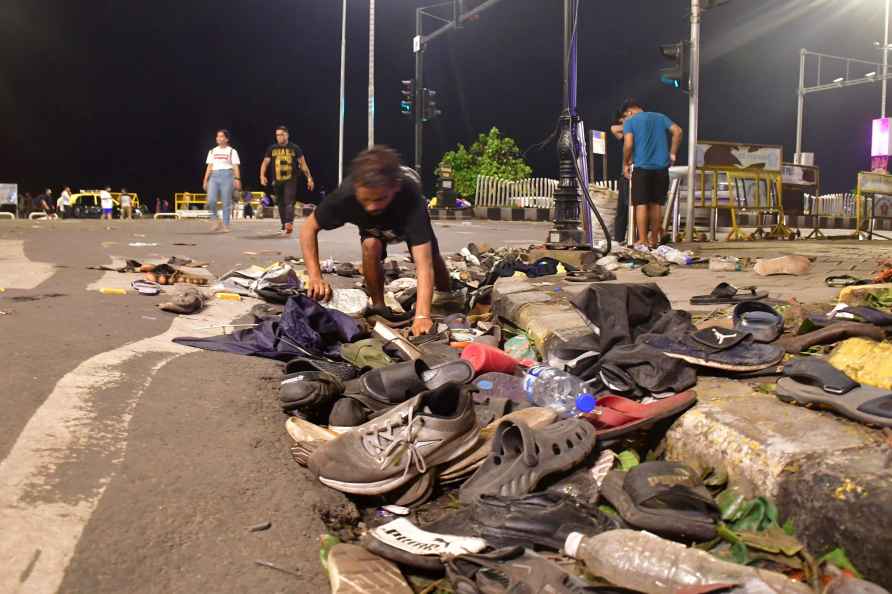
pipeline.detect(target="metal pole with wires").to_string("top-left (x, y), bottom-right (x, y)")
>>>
top-left (368, 0), bottom-right (375, 147)
top-left (685, 0), bottom-right (701, 242)
top-left (546, 0), bottom-right (584, 248)
top-left (883, 0), bottom-right (889, 118)
top-left (338, 0), bottom-right (347, 183)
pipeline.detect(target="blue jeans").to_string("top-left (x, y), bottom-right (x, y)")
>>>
top-left (208, 169), bottom-right (234, 226)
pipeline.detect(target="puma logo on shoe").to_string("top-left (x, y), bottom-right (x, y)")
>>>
top-left (712, 329), bottom-right (738, 345)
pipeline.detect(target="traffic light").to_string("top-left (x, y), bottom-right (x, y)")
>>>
top-left (400, 79), bottom-right (415, 116)
top-left (659, 41), bottom-right (690, 92)
top-left (422, 88), bottom-right (442, 122)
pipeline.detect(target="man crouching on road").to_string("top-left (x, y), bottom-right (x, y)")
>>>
top-left (300, 145), bottom-right (451, 336)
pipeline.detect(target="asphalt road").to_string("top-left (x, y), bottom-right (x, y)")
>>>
top-left (0, 216), bottom-right (550, 594)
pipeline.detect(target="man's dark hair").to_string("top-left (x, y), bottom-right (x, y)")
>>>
top-left (621, 98), bottom-right (644, 113)
top-left (275, 125), bottom-right (288, 133)
top-left (350, 145), bottom-right (402, 188)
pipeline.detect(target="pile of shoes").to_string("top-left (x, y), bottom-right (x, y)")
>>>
top-left (164, 240), bottom-right (892, 593)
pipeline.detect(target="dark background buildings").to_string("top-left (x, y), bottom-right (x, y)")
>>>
top-left (0, 0), bottom-right (884, 208)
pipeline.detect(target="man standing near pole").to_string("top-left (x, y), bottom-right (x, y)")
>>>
top-left (622, 99), bottom-right (683, 249)
top-left (610, 111), bottom-right (630, 245)
top-left (259, 126), bottom-right (315, 235)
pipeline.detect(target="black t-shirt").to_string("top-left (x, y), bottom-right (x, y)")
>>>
top-left (314, 169), bottom-right (434, 247)
top-left (265, 142), bottom-right (304, 182)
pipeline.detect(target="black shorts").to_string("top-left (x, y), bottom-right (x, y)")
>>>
top-left (359, 232), bottom-right (440, 262)
top-left (631, 167), bottom-right (670, 206)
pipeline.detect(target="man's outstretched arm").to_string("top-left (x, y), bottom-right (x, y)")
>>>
top-left (299, 213), bottom-right (332, 301)
top-left (409, 241), bottom-right (435, 336)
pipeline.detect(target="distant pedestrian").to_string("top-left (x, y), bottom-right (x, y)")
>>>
top-left (58, 186), bottom-right (71, 219)
top-left (610, 111), bottom-right (629, 245)
top-left (34, 190), bottom-right (51, 215)
top-left (259, 125), bottom-right (314, 235)
top-left (100, 186), bottom-right (114, 221)
top-left (202, 129), bottom-right (241, 233)
top-left (621, 99), bottom-right (682, 249)
top-left (119, 188), bottom-right (133, 220)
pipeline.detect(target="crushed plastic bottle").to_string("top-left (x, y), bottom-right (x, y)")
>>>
top-left (655, 245), bottom-right (694, 266)
top-left (522, 365), bottom-right (596, 417)
top-left (564, 530), bottom-right (813, 594)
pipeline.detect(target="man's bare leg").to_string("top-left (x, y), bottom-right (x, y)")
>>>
top-left (648, 204), bottom-right (662, 247)
top-left (634, 205), bottom-right (649, 247)
top-left (361, 237), bottom-right (387, 308)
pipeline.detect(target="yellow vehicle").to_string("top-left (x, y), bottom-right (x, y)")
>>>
top-left (69, 190), bottom-right (141, 218)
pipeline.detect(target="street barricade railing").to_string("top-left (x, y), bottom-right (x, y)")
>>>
top-left (173, 191), bottom-right (267, 220)
top-left (475, 175), bottom-right (558, 208)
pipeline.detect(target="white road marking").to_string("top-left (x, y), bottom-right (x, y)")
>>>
top-left (0, 240), bottom-right (55, 290)
top-left (0, 300), bottom-right (251, 594)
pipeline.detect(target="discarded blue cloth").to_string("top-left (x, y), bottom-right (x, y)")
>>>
top-left (174, 294), bottom-right (363, 360)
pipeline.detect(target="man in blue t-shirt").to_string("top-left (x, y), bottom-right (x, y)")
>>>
top-left (621, 99), bottom-right (683, 248)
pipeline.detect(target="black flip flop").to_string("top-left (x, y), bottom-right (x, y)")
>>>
top-left (600, 461), bottom-right (720, 542)
top-left (777, 358), bottom-right (892, 428)
top-left (641, 327), bottom-right (784, 372)
top-left (825, 275), bottom-right (871, 288)
top-left (283, 357), bottom-right (359, 381)
top-left (690, 282), bottom-right (767, 305)
top-left (358, 359), bottom-right (474, 404)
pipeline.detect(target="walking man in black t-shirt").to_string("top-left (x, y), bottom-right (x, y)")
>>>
top-left (259, 125), bottom-right (315, 235)
top-left (300, 146), bottom-right (450, 337)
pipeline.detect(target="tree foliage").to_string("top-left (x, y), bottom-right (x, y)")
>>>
top-left (438, 127), bottom-right (532, 201)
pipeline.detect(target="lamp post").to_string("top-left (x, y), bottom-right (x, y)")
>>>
top-left (546, 0), bottom-right (584, 248)
top-left (884, 0), bottom-right (889, 118)
top-left (338, 0), bottom-right (347, 183)
top-left (368, 0), bottom-right (375, 148)
top-left (685, 0), bottom-right (701, 243)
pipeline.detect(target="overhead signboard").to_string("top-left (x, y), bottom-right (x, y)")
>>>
top-left (859, 171), bottom-right (892, 195)
top-left (0, 183), bottom-right (17, 205)
top-left (590, 130), bottom-right (606, 155)
top-left (696, 141), bottom-right (783, 172)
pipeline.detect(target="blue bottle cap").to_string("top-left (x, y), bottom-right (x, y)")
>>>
top-left (575, 393), bottom-right (596, 413)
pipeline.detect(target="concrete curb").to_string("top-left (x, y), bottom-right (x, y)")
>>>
top-left (492, 275), bottom-right (892, 588)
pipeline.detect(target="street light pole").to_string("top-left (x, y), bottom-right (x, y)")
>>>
top-left (338, 0), bottom-right (347, 183)
top-left (546, 0), bottom-right (584, 248)
top-left (368, 0), bottom-right (375, 148)
top-left (796, 48), bottom-right (806, 160)
top-left (883, 0), bottom-right (889, 118)
top-left (685, 0), bottom-right (701, 242)
top-left (414, 8), bottom-right (424, 174)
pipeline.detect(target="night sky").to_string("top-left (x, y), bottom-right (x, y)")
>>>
top-left (1, 0), bottom-right (886, 207)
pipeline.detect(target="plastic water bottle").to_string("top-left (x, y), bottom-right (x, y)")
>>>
top-left (564, 530), bottom-right (813, 594)
top-left (655, 245), bottom-right (693, 266)
top-left (522, 365), bottom-right (596, 417)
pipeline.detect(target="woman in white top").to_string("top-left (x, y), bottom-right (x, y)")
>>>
top-left (202, 129), bottom-right (242, 232)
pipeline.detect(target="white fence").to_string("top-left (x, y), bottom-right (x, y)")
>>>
top-left (475, 176), bottom-right (558, 208)
top-left (804, 193), bottom-right (859, 217)
top-left (474, 176), bottom-right (624, 208)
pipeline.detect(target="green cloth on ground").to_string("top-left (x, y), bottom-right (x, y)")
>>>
top-left (341, 338), bottom-right (394, 369)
